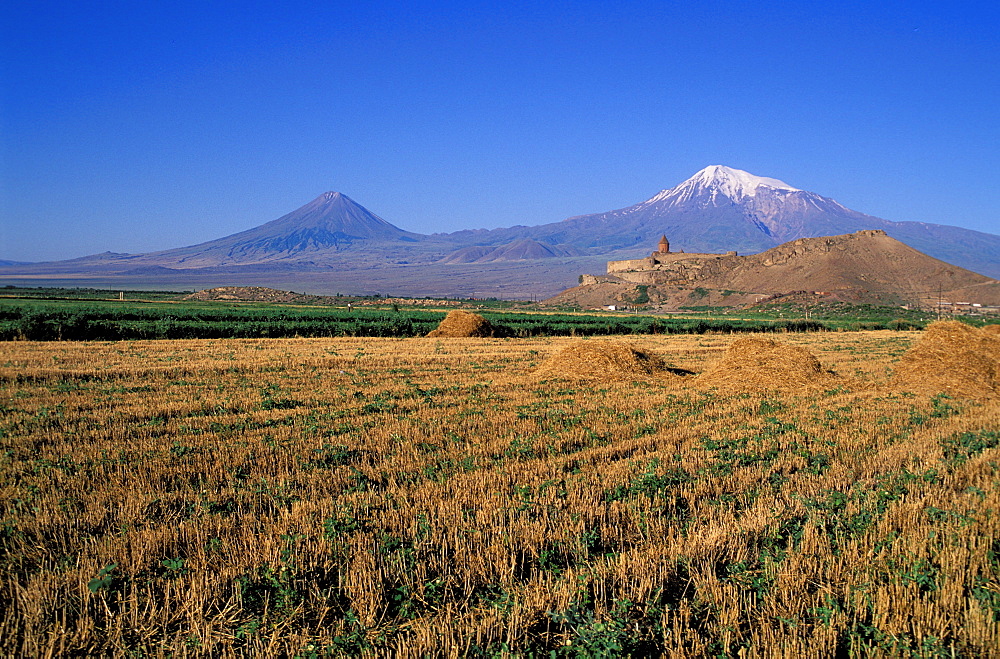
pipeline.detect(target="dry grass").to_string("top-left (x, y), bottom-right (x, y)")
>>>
top-left (532, 340), bottom-right (676, 381)
top-left (426, 310), bottom-right (493, 337)
top-left (694, 336), bottom-right (837, 392)
top-left (2, 331), bottom-right (1000, 656)
top-left (892, 321), bottom-right (1000, 398)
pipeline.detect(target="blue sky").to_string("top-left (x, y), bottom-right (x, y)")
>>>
top-left (2, 1), bottom-right (998, 262)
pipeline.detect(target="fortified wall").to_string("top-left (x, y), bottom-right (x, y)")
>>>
top-left (605, 235), bottom-right (740, 285)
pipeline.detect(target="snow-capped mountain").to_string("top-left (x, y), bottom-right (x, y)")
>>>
top-left (623, 164), bottom-right (871, 243)
top-left (456, 165), bottom-right (1000, 277)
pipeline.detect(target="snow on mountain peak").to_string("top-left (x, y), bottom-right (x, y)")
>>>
top-left (643, 165), bottom-right (801, 207)
top-left (685, 165), bottom-right (799, 199)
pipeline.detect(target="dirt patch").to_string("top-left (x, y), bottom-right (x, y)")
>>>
top-left (694, 337), bottom-right (834, 392)
top-left (185, 286), bottom-right (323, 303)
top-left (426, 310), bottom-right (494, 338)
top-left (533, 341), bottom-right (680, 380)
top-left (892, 321), bottom-right (1000, 398)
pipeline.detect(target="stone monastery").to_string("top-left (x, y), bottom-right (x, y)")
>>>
top-left (592, 236), bottom-right (740, 286)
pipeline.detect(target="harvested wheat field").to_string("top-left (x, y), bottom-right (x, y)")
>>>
top-left (532, 340), bottom-right (676, 380)
top-left (2, 330), bottom-right (1000, 656)
top-left (694, 336), bottom-right (837, 392)
top-left (892, 320), bottom-right (1000, 398)
top-left (426, 309), bottom-right (494, 337)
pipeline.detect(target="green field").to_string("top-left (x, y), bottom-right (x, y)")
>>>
top-left (0, 287), bottom-right (945, 342)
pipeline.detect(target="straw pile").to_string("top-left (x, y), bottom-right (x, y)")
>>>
top-left (426, 310), bottom-right (494, 338)
top-left (695, 336), bottom-right (832, 392)
top-left (892, 321), bottom-right (999, 397)
top-left (983, 324), bottom-right (1000, 336)
top-left (533, 341), bottom-right (670, 380)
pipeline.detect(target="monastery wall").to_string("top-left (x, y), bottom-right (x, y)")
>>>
top-left (607, 251), bottom-right (738, 273)
top-left (607, 258), bottom-right (655, 273)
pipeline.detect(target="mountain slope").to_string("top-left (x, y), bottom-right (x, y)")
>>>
top-left (439, 239), bottom-right (582, 264)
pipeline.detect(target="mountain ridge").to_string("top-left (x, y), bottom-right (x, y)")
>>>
top-left (1, 166), bottom-right (998, 298)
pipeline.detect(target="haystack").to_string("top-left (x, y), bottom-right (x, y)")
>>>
top-left (891, 321), bottom-right (999, 398)
top-left (533, 341), bottom-right (670, 380)
top-left (695, 336), bottom-right (832, 392)
top-left (983, 324), bottom-right (1000, 336)
top-left (426, 310), bottom-right (494, 338)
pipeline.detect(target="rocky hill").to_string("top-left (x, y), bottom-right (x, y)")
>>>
top-left (546, 230), bottom-right (1000, 311)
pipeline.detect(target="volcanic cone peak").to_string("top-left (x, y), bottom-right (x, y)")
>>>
top-left (96, 189), bottom-right (428, 268)
top-left (262, 191), bottom-right (410, 238)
